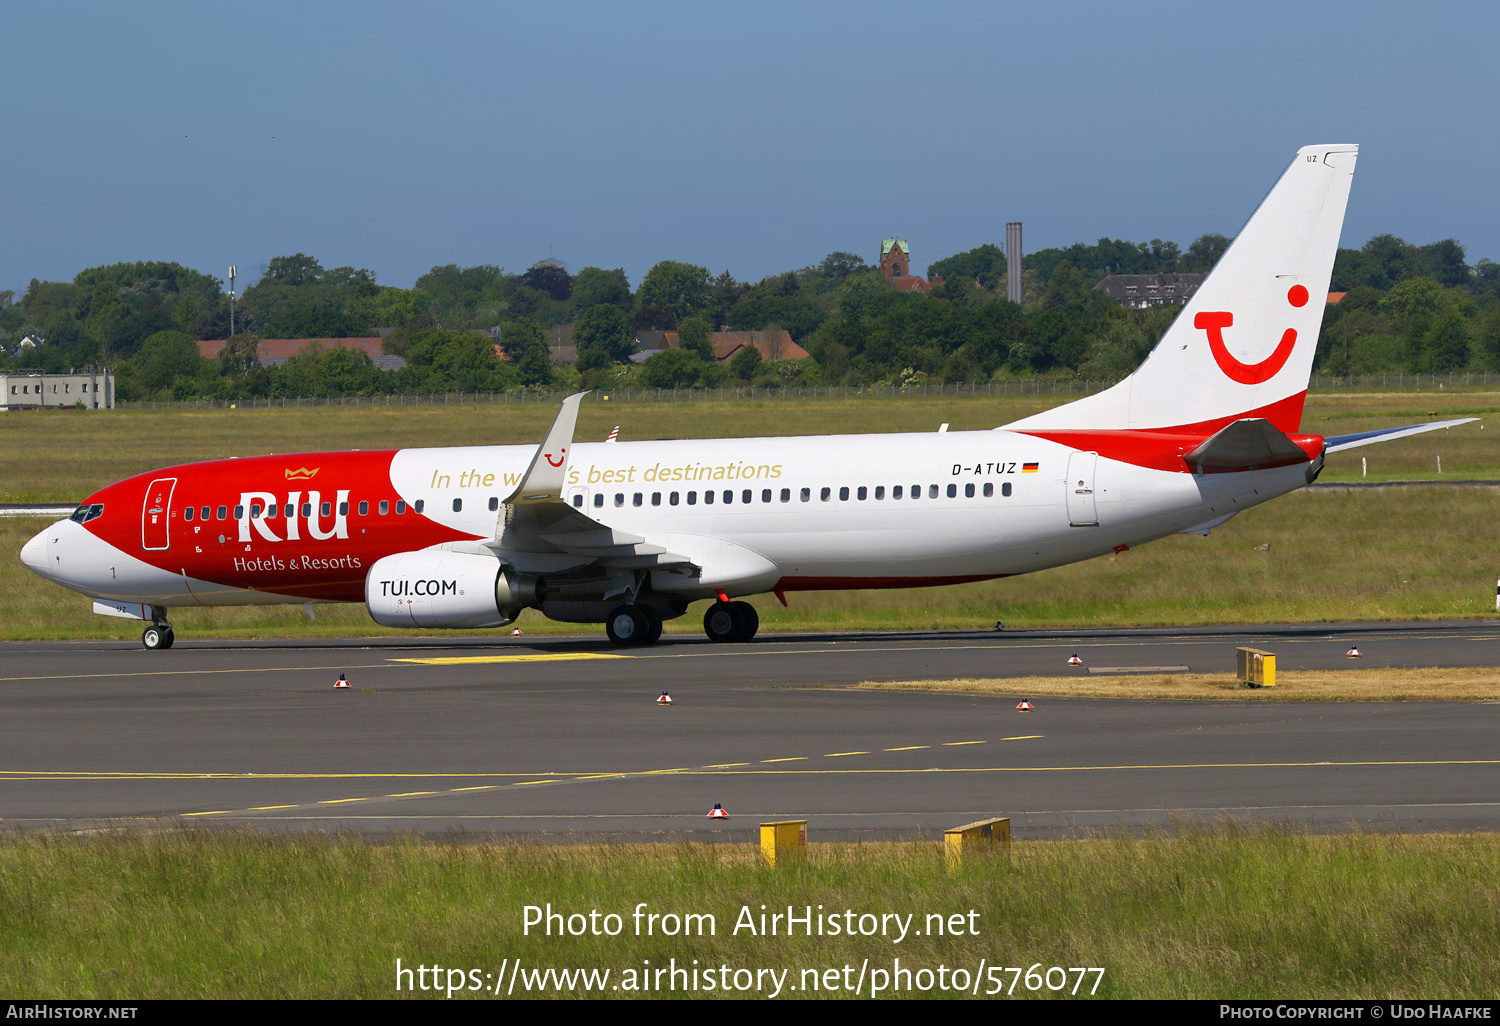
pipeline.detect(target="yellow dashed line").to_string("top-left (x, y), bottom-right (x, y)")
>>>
top-left (388, 792), bottom-right (437, 797)
top-left (513, 780), bottom-right (560, 786)
top-left (943, 741), bottom-right (986, 746)
top-left (761, 757), bottom-right (807, 763)
top-left (705, 763), bottom-right (749, 768)
top-left (389, 653), bottom-right (626, 665)
top-left (825, 751), bottom-right (869, 757)
top-left (886, 746), bottom-right (929, 751)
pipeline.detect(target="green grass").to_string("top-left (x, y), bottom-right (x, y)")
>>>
top-left (1, 825), bottom-right (1495, 998)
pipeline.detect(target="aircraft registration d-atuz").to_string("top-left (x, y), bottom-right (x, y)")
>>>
top-left (20, 144), bottom-right (1474, 650)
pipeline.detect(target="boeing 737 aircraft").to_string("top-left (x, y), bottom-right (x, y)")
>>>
top-left (19, 144), bottom-right (1473, 649)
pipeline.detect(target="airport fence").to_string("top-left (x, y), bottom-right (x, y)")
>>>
top-left (111, 371), bottom-right (1500, 411)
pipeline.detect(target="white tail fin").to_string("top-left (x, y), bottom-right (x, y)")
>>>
top-left (1006, 144), bottom-right (1357, 435)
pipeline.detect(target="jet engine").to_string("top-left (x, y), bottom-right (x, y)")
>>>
top-left (365, 549), bottom-right (543, 629)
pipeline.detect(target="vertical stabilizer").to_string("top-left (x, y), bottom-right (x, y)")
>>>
top-left (1005, 144), bottom-right (1357, 434)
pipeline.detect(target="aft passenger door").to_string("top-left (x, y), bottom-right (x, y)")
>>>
top-left (141, 477), bottom-right (177, 551)
top-left (1065, 452), bottom-right (1099, 527)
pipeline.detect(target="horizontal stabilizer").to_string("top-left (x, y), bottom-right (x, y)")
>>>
top-left (1183, 418), bottom-right (1310, 472)
top-left (1326, 418), bottom-right (1478, 453)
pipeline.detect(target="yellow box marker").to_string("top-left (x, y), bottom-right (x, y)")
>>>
top-left (944, 817), bottom-right (1011, 869)
top-left (389, 653), bottom-right (626, 666)
top-left (760, 820), bottom-right (807, 866)
top-left (1237, 647), bottom-right (1276, 688)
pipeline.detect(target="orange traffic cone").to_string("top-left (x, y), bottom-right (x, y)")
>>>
top-left (334, 673), bottom-right (350, 689)
top-left (707, 804), bottom-right (728, 819)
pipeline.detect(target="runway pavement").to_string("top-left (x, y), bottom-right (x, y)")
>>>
top-left (2, 621), bottom-right (1499, 840)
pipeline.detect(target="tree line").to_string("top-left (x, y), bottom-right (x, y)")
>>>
top-left (1, 232), bottom-right (1496, 402)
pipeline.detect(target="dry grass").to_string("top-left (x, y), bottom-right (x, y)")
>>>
top-left (855, 665), bottom-right (1500, 701)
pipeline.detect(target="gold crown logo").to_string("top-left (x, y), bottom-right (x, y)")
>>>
top-left (284, 467), bottom-right (320, 480)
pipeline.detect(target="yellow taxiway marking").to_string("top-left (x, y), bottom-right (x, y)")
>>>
top-left (1001, 736), bottom-right (1045, 741)
top-left (388, 791), bottom-right (438, 797)
top-left (249, 805), bottom-right (298, 811)
top-left (943, 741), bottom-right (986, 746)
top-left (318, 797), bottom-right (370, 804)
top-left (761, 757), bottom-right (806, 763)
top-left (885, 745), bottom-right (929, 751)
top-left (388, 653), bottom-right (625, 665)
top-left (705, 763), bottom-right (750, 768)
top-left (513, 780), bottom-right (560, 786)
top-left (825, 751), bottom-right (869, 757)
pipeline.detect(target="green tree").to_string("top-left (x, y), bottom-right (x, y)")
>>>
top-left (1181, 234), bottom-right (1231, 272)
top-left (675, 317), bottom-right (714, 362)
top-left (637, 261), bottom-right (713, 323)
top-left (639, 347), bottom-right (707, 389)
top-left (133, 330), bottom-right (207, 394)
top-left (730, 343), bottom-right (762, 381)
top-left (570, 267), bottom-right (632, 314)
top-left (573, 305), bottom-right (634, 364)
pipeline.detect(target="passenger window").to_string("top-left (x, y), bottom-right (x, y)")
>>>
top-left (184, 507), bottom-right (194, 521)
top-left (396, 500), bottom-right (407, 514)
top-left (779, 488), bottom-right (789, 502)
top-left (983, 483), bottom-right (993, 498)
top-left (875, 486), bottom-right (884, 500)
top-left (452, 498), bottom-right (462, 512)
top-left (202, 506), bottom-right (211, 520)
top-left (301, 503), bottom-right (312, 517)
top-left (800, 488), bottom-right (810, 502)
top-left (633, 493), bottom-right (643, 507)
top-left (670, 492), bottom-right (679, 506)
top-left (614, 493), bottom-right (624, 507)
top-left (761, 489), bottom-right (771, 503)
top-left (572, 495), bottom-right (583, 508)
top-left (414, 500), bottom-right (424, 514)
top-left (893, 486), bottom-right (903, 499)
top-left (913, 484), bottom-right (923, 499)
top-left (947, 484), bottom-right (957, 498)
top-left (265, 503), bottom-right (277, 519)
top-left (234, 505), bottom-right (245, 519)
top-left (321, 502), bottom-right (332, 517)
top-left (965, 484), bottom-right (975, 498)
top-left (340, 501), bottom-right (350, 515)
top-left (250, 503), bottom-right (263, 518)
top-left (704, 490), bottom-right (714, 505)
top-left (1002, 482), bottom-right (1012, 497)
top-left (839, 487), bottom-right (849, 501)
top-left (820, 487), bottom-right (831, 501)
top-left (857, 486), bottom-right (867, 500)
top-left (687, 491), bottom-right (697, 505)
top-left (380, 500), bottom-right (389, 515)
top-left (283, 504), bottom-right (293, 518)
top-left (725, 490), bottom-right (734, 504)
top-left (652, 492), bottom-right (662, 506)
top-left (358, 501), bottom-right (369, 515)
top-left (929, 485), bottom-right (939, 499)
top-left (489, 497), bottom-right (499, 512)
top-left (593, 494), bottom-right (603, 508)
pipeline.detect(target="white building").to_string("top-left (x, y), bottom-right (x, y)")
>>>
top-left (1, 371), bottom-right (115, 410)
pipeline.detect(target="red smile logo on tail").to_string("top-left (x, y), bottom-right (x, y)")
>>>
top-left (1197, 285), bottom-right (1310, 385)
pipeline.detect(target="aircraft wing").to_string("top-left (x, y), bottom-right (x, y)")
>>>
top-left (490, 392), bottom-right (693, 574)
top-left (1325, 418), bottom-right (1478, 453)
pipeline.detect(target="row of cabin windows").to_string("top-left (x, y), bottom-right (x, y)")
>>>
top-left (10, 383), bottom-right (102, 395)
top-left (182, 498), bottom-right (427, 522)
top-left (571, 481), bottom-right (1013, 509)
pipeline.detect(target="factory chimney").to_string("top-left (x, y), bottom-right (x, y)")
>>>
top-left (1006, 222), bottom-right (1023, 304)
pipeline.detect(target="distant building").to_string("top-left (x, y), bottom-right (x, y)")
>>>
top-left (1093, 273), bottom-right (1209, 309)
top-left (879, 239), bottom-right (943, 293)
top-left (2, 371), bottom-right (114, 410)
top-left (654, 328), bottom-right (810, 365)
top-left (195, 337), bottom-right (404, 371)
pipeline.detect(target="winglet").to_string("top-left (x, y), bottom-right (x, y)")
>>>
top-left (502, 392), bottom-right (589, 505)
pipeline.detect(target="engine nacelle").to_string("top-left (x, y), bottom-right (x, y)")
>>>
top-left (365, 550), bottom-right (541, 629)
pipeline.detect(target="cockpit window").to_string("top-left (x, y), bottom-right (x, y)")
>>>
top-left (69, 503), bottom-right (104, 524)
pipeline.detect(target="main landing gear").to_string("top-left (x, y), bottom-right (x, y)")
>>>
top-left (703, 600), bottom-right (758, 643)
top-left (605, 604), bottom-right (663, 647)
top-left (141, 606), bottom-right (174, 650)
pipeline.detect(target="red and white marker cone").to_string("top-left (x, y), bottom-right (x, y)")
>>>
top-left (334, 673), bottom-right (350, 689)
top-left (1347, 646), bottom-right (1361, 658)
top-left (1016, 699), bottom-right (1033, 711)
top-left (511, 628), bottom-right (523, 636)
top-left (707, 803), bottom-right (728, 819)
top-left (657, 691), bottom-right (672, 705)
top-left (1067, 654), bottom-right (1083, 666)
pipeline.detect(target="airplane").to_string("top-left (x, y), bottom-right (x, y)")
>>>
top-left (19, 143), bottom-right (1476, 650)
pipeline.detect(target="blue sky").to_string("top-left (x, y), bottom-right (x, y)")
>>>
top-left (5, 1), bottom-right (1495, 296)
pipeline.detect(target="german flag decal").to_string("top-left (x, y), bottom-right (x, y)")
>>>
top-left (1022, 462), bottom-right (1040, 473)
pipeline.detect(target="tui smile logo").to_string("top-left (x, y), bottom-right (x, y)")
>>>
top-left (284, 467), bottom-right (320, 481)
top-left (1197, 285), bottom-right (1310, 385)
top-left (544, 448), bottom-right (566, 468)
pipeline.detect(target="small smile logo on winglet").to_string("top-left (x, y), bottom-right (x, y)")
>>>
top-left (284, 467), bottom-right (320, 480)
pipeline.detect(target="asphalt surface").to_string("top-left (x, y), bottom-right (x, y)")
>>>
top-left (3, 621), bottom-right (1499, 840)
